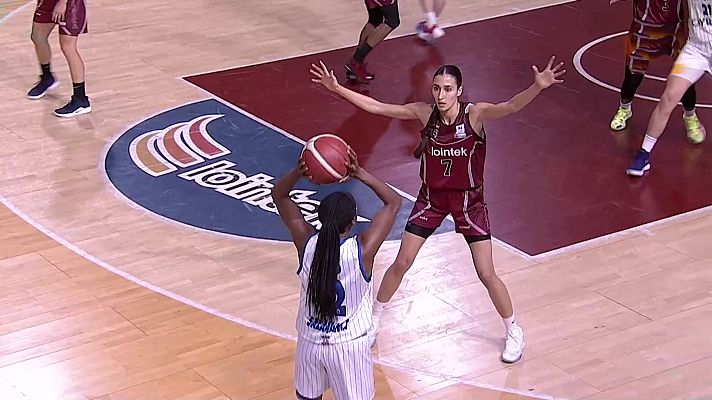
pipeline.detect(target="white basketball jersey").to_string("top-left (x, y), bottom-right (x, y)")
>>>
top-left (687, 0), bottom-right (712, 52)
top-left (296, 235), bottom-right (372, 345)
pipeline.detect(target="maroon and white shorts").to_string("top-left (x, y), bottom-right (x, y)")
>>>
top-left (407, 185), bottom-right (491, 241)
top-left (33, 0), bottom-right (88, 36)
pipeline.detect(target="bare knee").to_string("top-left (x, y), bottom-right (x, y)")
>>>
top-left (476, 269), bottom-right (499, 288)
top-left (659, 90), bottom-right (681, 112)
top-left (31, 30), bottom-right (48, 45)
top-left (388, 255), bottom-right (415, 277)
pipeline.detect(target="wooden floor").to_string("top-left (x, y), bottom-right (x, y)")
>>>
top-left (2, 0), bottom-right (712, 399)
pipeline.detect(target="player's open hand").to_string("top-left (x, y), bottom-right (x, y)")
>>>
top-left (310, 61), bottom-right (340, 92)
top-left (52, 0), bottom-right (67, 23)
top-left (533, 56), bottom-right (566, 89)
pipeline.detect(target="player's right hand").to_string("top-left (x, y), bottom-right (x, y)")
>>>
top-left (310, 61), bottom-right (339, 92)
top-left (609, 0), bottom-right (622, 4)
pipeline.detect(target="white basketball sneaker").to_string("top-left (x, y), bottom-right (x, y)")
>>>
top-left (501, 326), bottom-right (525, 363)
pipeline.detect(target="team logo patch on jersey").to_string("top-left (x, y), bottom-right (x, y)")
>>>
top-left (105, 100), bottom-right (455, 241)
top-left (455, 124), bottom-right (466, 138)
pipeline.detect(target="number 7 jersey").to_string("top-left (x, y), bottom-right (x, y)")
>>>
top-left (420, 102), bottom-right (486, 190)
top-left (296, 235), bottom-right (373, 344)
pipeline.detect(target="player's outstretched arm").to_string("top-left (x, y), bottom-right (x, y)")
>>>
top-left (310, 61), bottom-right (428, 121)
top-left (347, 148), bottom-right (401, 274)
top-left (473, 56), bottom-right (566, 121)
top-left (272, 159), bottom-right (315, 252)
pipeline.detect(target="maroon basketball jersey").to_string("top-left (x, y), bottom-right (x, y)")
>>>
top-left (418, 102), bottom-right (485, 190)
top-left (632, 0), bottom-right (684, 26)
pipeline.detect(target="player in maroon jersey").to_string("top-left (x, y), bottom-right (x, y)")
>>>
top-left (28, 0), bottom-right (91, 117)
top-left (345, 0), bottom-right (400, 83)
top-left (609, 0), bottom-right (703, 143)
top-left (310, 57), bottom-right (565, 363)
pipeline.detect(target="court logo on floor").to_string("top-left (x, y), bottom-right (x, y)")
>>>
top-left (105, 99), bottom-right (454, 241)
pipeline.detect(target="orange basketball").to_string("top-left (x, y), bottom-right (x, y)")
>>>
top-left (302, 134), bottom-right (350, 184)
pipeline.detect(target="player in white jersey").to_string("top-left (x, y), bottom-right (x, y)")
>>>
top-left (272, 148), bottom-right (401, 400)
top-left (627, 0), bottom-right (712, 176)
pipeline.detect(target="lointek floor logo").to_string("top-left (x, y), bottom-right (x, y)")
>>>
top-left (105, 99), bottom-right (454, 241)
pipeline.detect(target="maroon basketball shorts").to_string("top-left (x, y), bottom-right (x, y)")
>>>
top-left (33, 0), bottom-right (88, 36)
top-left (406, 185), bottom-right (491, 243)
top-left (626, 24), bottom-right (683, 74)
top-left (364, 0), bottom-right (397, 10)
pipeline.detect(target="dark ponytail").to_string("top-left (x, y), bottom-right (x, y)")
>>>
top-left (307, 192), bottom-right (357, 322)
top-left (413, 106), bottom-right (441, 158)
top-left (414, 64), bottom-right (464, 158)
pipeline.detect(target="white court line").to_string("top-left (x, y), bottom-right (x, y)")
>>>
top-left (573, 31), bottom-right (712, 108)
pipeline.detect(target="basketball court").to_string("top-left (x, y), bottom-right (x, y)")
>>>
top-left (1, 0), bottom-right (712, 398)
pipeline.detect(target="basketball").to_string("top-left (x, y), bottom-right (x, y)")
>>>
top-left (301, 134), bottom-right (350, 184)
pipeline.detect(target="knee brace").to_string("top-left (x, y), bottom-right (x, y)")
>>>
top-left (380, 3), bottom-right (400, 29)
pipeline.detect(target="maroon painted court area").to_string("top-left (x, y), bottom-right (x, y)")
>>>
top-left (185, 1), bottom-right (712, 256)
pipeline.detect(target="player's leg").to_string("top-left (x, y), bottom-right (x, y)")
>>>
top-left (28, 22), bottom-right (58, 99)
top-left (626, 44), bottom-right (707, 176)
top-left (369, 230), bottom-right (427, 346)
top-left (346, 1), bottom-right (400, 83)
top-left (455, 189), bottom-right (523, 363)
top-left (611, 33), bottom-right (646, 131)
top-left (294, 339), bottom-right (328, 400)
top-left (54, 0), bottom-right (91, 117)
top-left (416, 0), bottom-right (445, 41)
top-left (467, 238), bottom-right (523, 363)
top-left (325, 336), bottom-right (374, 400)
top-left (369, 186), bottom-right (444, 346)
top-left (681, 84), bottom-right (706, 144)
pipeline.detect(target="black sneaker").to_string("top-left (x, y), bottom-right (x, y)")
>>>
top-left (27, 75), bottom-right (58, 100)
top-left (54, 95), bottom-right (92, 117)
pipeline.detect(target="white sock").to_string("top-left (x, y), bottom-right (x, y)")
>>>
top-left (620, 101), bottom-right (631, 110)
top-left (642, 134), bottom-right (658, 153)
top-left (503, 316), bottom-right (518, 332)
top-left (426, 12), bottom-right (437, 27)
top-left (684, 109), bottom-right (696, 118)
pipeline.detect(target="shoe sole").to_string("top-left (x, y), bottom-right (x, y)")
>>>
top-left (625, 163), bottom-right (651, 177)
top-left (54, 106), bottom-right (92, 118)
top-left (501, 346), bottom-right (524, 364)
top-left (27, 81), bottom-right (59, 100)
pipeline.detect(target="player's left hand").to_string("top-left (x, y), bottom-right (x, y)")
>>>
top-left (52, 0), bottom-right (67, 23)
top-left (533, 56), bottom-right (566, 89)
top-left (298, 156), bottom-right (312, 180)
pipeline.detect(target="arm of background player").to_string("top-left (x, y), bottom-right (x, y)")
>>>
top-left (349, 149), bottom-right (402, 275)
top-left (271, 163), bottom-right (315, 252)
top-left (309, 61), bottom-right (430, 121)
top-left (472, 55), bottom-right (566, 121)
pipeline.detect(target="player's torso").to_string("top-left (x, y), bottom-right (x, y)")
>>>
top-left (633, 0), bottom-right (685, 26)
top-left (296, 235), bottom-right (372, 345)
top-left (421, 102), bottom-right (486, 190)
top-left (686, 0), bottom-right (712, 46)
